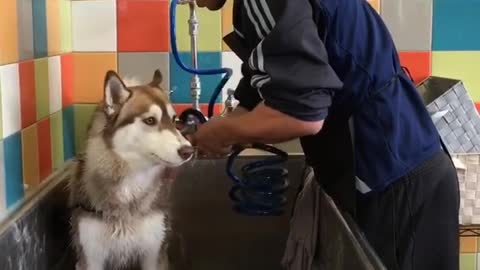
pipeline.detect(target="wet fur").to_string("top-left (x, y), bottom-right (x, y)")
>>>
top-left (68, 70), bottom-right (191, 270)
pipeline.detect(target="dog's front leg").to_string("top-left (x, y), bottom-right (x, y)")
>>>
top-left (77, 218), bottom-right (108, 270)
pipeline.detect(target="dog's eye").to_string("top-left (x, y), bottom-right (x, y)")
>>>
top-left (143, 117), bottom-right (157, 126)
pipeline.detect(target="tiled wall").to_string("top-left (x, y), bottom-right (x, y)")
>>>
top-left (0, 0), bottom-right (479, 266)
top-left (0, 0), bottom-right (75, 215)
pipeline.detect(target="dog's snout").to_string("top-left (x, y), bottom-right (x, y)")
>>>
top-left (178, 145), bottom-right (194, 160)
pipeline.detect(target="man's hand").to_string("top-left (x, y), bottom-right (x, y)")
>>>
top-left (189, 116), bottom-right (233, 157)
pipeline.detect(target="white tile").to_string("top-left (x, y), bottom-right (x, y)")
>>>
top-left (0, 64), bottom-right (21, 139)
top-left (48, 56), bottom-right (62, 114)
top-left (0, 143), bottom-right (5, 214)
top-left (72, 0), bottom-right (117, 52)
top-left (221, 52), bottom-right (243, 104)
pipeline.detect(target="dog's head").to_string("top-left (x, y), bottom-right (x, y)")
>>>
top-left (101, 70), bottom-right (193, 169)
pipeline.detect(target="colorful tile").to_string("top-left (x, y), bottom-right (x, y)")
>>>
top-left (74, 104), bottom-right (97, 154)
top-left (170, 52), bottom-right (222, 103)
top-left (63, 106), bottom-right (75, 159)
top-left (461, 237), bottom-right (478, 253)
top-left (432, 51), bottom-right (480, 102)
top-left (19, 61), bottom-right (37, 129)
top-left (118, 52), bottom-right (170, 90)
top-left (17, 0), bottom-right (35, 61)
top-left (37, 118), bottom-right (52, 182)
top-left (174, 3), bottom-right (222, 52)
top-left (60, 0), bottom-right (72, 53)
top-left (48, 56), bottom-right (62, 114)
top-left (398, 51), bottom-right (431, 84)
top-left (72, 0), bottom-right (117, 52)
top-left (117, 0), bottom-right (169, 52)
top-left (433, 0), bottom-right (480, 50)
top-left (0, 142), bottom-right (5, 212)
top-left (73, 53), bottom-right (117, 103)
top-left (50, 111), bottom-right (64, 169)
top-left (173, 104), bottom-right (223, 118)
top-left (46, 0), bottom-right (62, 56)
top-left (0, 64), bottom-right (21, 139)
top-left (367, 0), bottom-right (380, 14)
top-left (4, 133), bottom-right (24, 207)
top-left (21, 125), bottom-right (40, 190)
top-left (222, 0), bottom-right (233, 51)
top-left (460, 253), bottom-right (476, 270)
top-left (34, 58), bottom-right (50, 120)
top-left (61, 54), bottom-right (74, 107)
top-left (32, 0), bottom-right (48, 58)
top-left (381, 0), bottom-right (432, 51)
top-left (0, 0), bottom-right (19, 64)
top-left (221, 52), bottom-right (242, 103)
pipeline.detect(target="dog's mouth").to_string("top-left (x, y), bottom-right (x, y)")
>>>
top-left (148, 153), bottom-right (185, 167)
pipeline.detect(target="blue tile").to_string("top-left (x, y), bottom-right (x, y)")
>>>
top-left (169, 52), bottom-right (223, 103)
top-left (62, 106), bottom-right (75, 159)
top-left (4, 133), bottom-right (24, 207)
top-left (32, 0), bottom-right (48, 58)
top-left (433, 0), bottom-right (480, 50)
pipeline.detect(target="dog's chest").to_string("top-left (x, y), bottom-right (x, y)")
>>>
top-left (116, 166), bottom-right (163, 204)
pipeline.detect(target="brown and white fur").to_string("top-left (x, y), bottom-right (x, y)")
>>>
top-left (68, 69), bottom-right (193, 270)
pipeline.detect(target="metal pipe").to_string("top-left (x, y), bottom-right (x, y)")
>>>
top-left (188, 1), bottom-right (201, 111)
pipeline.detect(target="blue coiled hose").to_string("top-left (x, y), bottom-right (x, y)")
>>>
top-left (170, 0), bottom-right (289, 216)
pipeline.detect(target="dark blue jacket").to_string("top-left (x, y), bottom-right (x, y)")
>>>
top-left (223, 0), bottom-right (442, 194)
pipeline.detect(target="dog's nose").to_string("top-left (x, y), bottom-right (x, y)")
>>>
top-left (178, 145), bottom-right (194, 160)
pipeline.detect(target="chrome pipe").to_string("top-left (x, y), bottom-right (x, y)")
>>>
top-left (188, 1), bottom-right (201, 111)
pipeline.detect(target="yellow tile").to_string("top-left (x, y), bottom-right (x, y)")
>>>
top-left (368, 0), bottom-right (381, 14)
top-left (21, 125), bottom-right (40, 190)
top-left (222, 0), bottom-right (233, 51)
top-left (73, 53), bottom-right (117, 103)
top-left (47, 0), bottom-right (62, 56)
top-left (432, 51), bottom-right (480, 102)
top-left (0, 1), bottom-right (19, 64)
top-left (460, 237), bottom-right (478, 253)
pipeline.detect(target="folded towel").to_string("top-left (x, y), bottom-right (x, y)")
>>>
top-left (281, 167), bottom-right (321, 270)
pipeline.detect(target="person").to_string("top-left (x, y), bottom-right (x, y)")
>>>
top-left (190, 0), bottom-right (460, 269)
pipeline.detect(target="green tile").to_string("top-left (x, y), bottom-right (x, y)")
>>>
top-left (175, 5), bottom-right (221, 52)
top-left (34, 58), bottom-right (50, 120)
top-left (74, 104), bottom-right (97, 154)
top-left (50, 111), bottom-right (64, 169)
top-left (60, 0), bottom-right (72, 52)
top-left (460, 253), bottom-right (476, 270)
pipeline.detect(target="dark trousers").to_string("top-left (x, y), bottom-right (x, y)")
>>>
top-left (355, 151), bottom-right (460, 270)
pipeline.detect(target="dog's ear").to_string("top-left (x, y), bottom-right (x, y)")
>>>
top-left (104, 71), bottom-right (131, 116)
top-left (149, 69), bottom-right (163, 88)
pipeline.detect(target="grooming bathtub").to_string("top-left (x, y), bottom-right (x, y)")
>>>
top-left (0, 156), bottom-right (384, 270)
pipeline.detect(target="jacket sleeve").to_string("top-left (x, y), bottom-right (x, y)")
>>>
top-left (233, 62), bottom-right (262, 111)
top-left (242, 0), bottom-right (343, 121)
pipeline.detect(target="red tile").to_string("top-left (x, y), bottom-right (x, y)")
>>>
top-left (476, 103), bottom-right (480, 112)
top-left (19, 60), bottom-right (37, 128)
top-left (37, 118), bottom-right (52, 181)
top-left (398, 51), bottom-right (431, 85)
top-left (117, 0), bottom-right (169, 52)
top-left (173, 104), bottom-right (223, 117)
top-left (61, 53), bottom-right (74, 107)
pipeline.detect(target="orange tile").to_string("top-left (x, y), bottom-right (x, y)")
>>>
top-left (222, 0), bottom-right (233, 51)
top-left (368, 0), bottom-right (380, 13)
top-left (46, 0), bottom-right (62, 56)
top-left (19, 61), bottom-right (37, 129)
top-left (460, 237), bottom-right (478, 253)
top-left (173, 104), bottom-right (223, 117)
top-left (22, 125), bottom-right (40, 189)
top-left (61, 54), bottom-right (74, 107)
top-left (73, 53), bottom-right (117, 103)
top-left (398, 51), bottom-right (431, 84)
top-left (117, 0), bottom-right (170, 52)
top-left (0, 1), bottom-right (19, 64)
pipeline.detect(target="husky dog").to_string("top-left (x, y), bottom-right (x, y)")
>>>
top-left (68, 69), bottom-right (194, 270)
